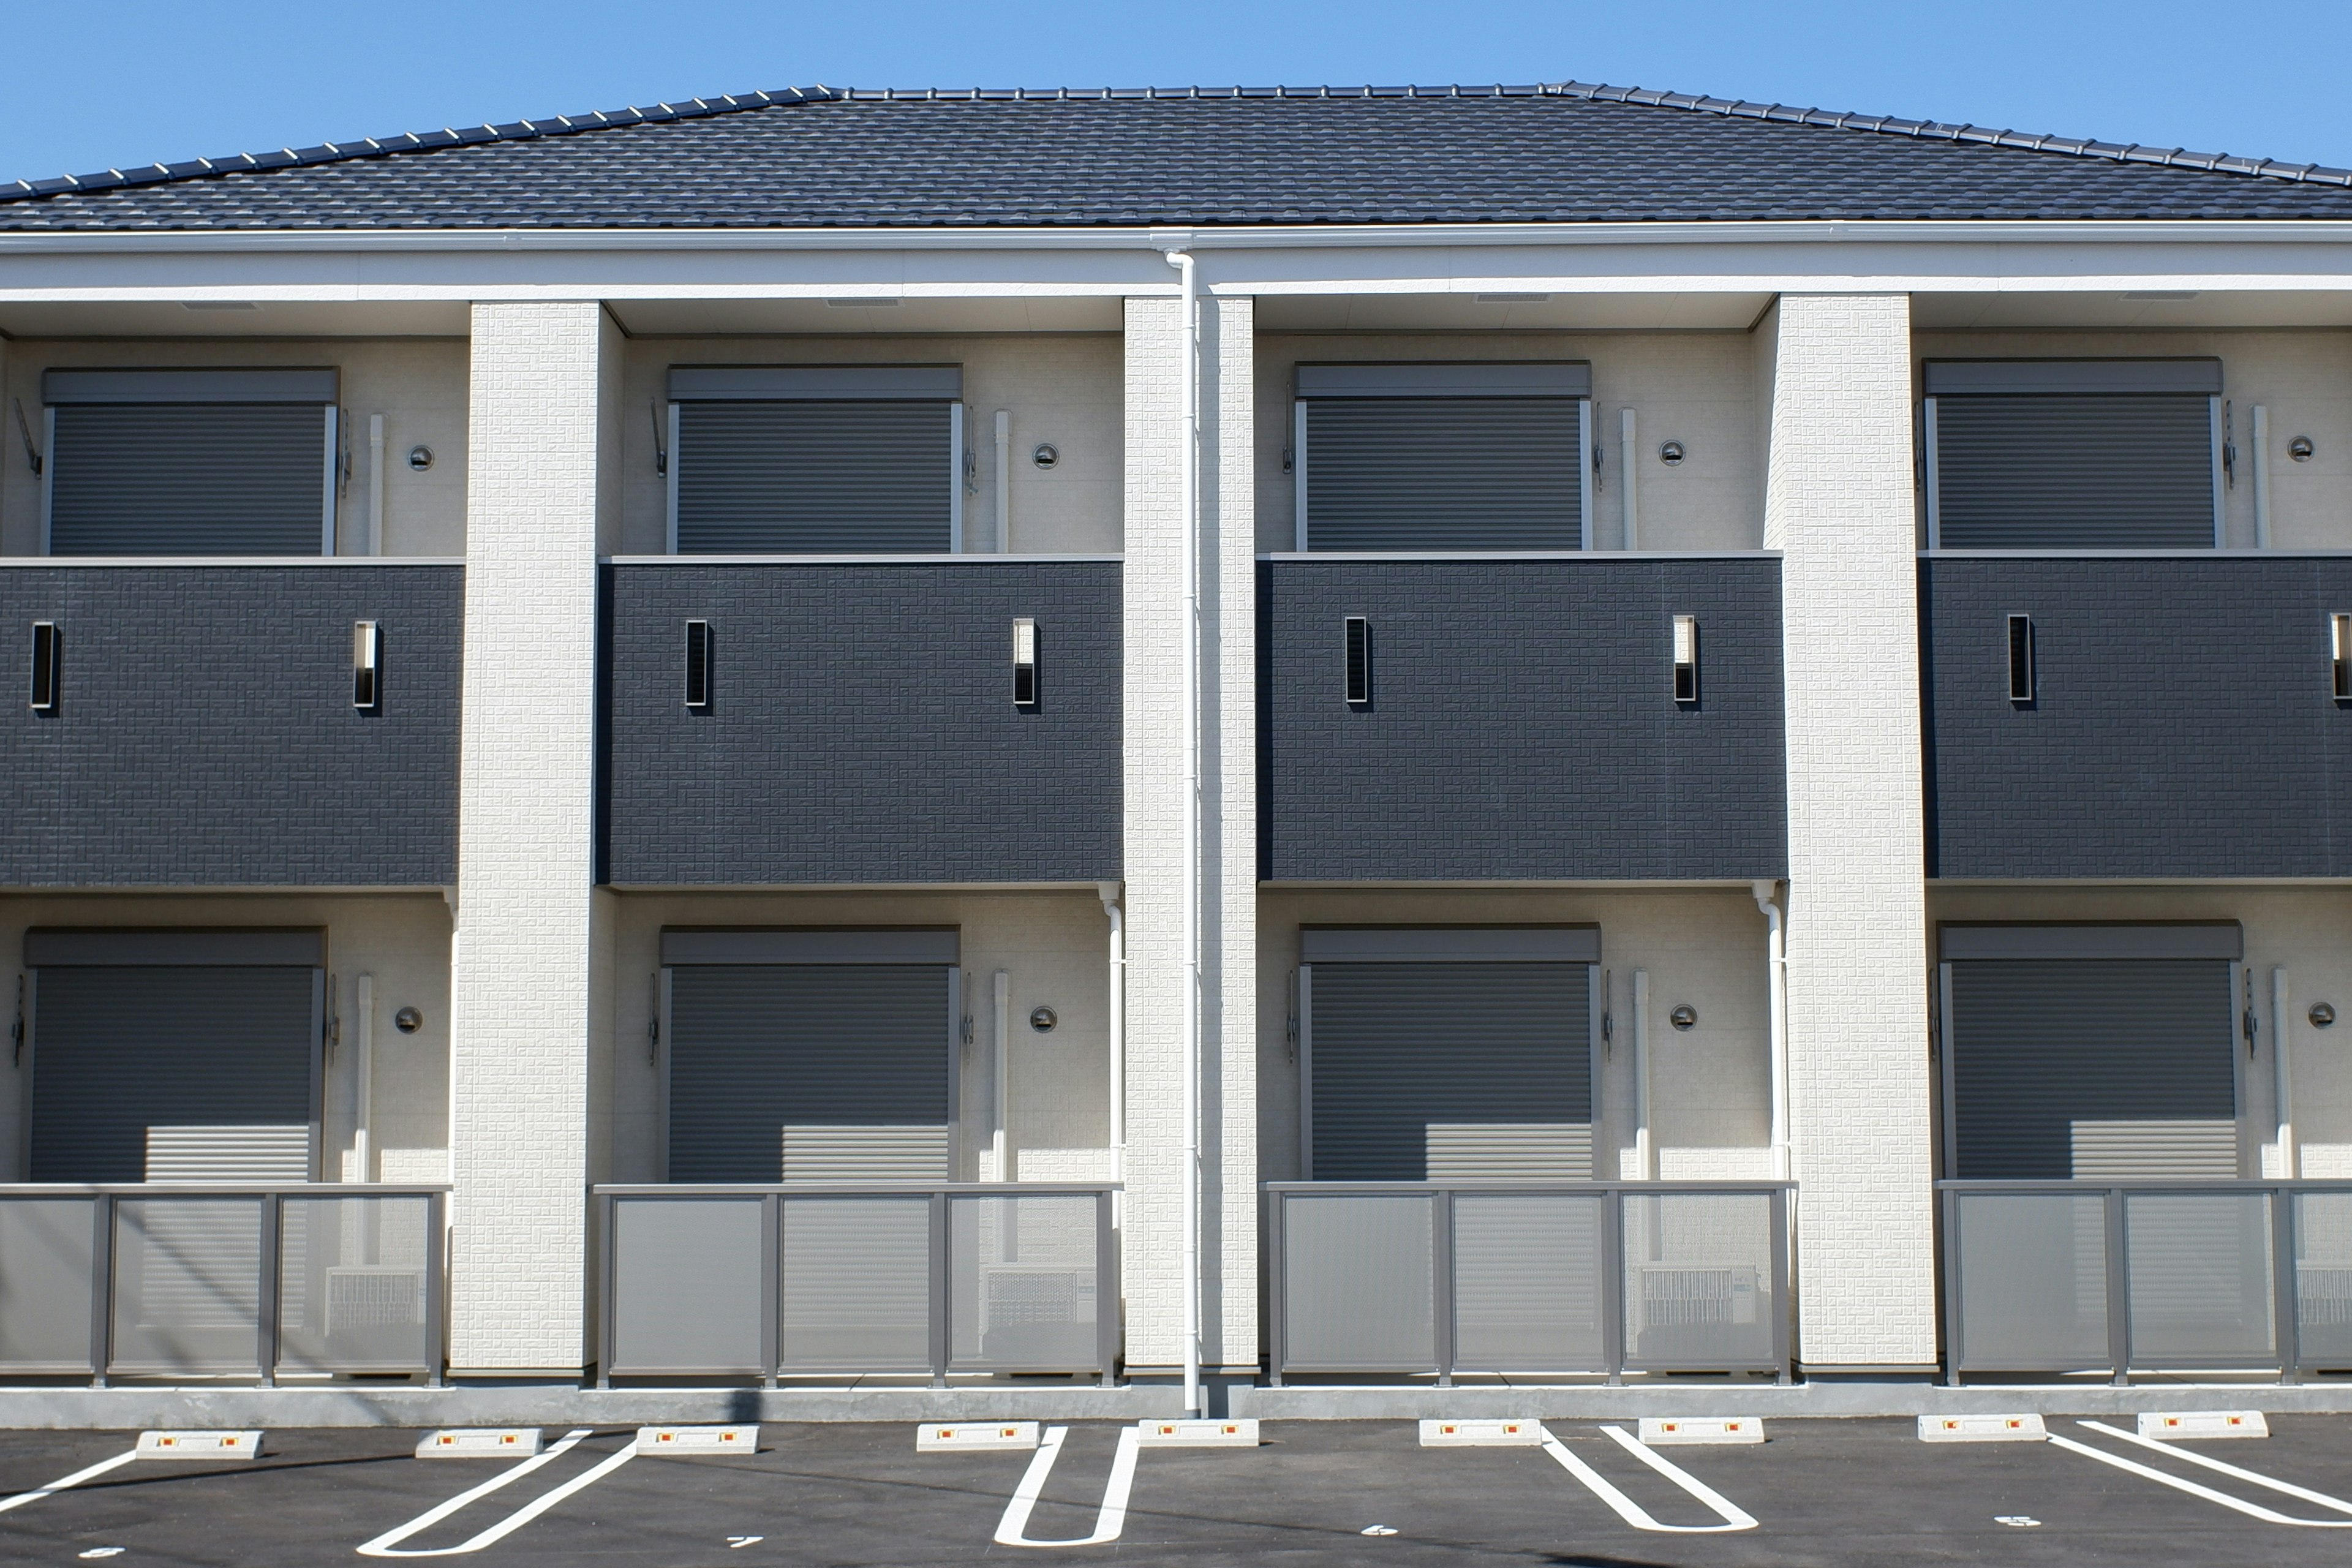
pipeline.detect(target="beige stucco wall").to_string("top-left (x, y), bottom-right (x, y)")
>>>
top-left (1255, 330), bottom-right (1768, 554)
top-left (0, 891), bottom-right (451, 1183)
top-left (0, 337), bottom-right (470, 557)
top-left (1257, 886), bottom-right (1776, 1185)
top-left (1913, 328), bottom-right (2352, 550)
top-left (617, 334), bottom-right (1124, 556)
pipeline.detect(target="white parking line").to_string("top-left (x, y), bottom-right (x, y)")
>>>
top-left (356, 1428), bottom-right (639, 1558)
top-left (993, 1425), bottom-right (1141, 1548)
top-left (0, 1449), bottom-right (140, 1517)
top-left (2046, 1420), bottom-right (2352, 1529)
top-left (1538, 1423), bottom-right (1758, 1534)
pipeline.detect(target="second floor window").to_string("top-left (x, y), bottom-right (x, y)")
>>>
top-left (666, 365), bottom-right (963, 553)
top-left (1293, 361), bottom-right (1591, 552)
top-left (1924, 358), bottom-right (2223, 549)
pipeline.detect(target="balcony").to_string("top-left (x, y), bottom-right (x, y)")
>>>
top-left (1259, 556), bottom-right (1785, 881)
top-left (1921, 554), bottom-right (2352, 878)
top-left (1264, 1182), bottom-right (1792, 1384)
top-left (601, 559), bottom-right (1121, 885)
top-left (1940, 1179), bottom-right (2352, 1384)
top-left (0, 1184), bottom-right (447, 1384)
top-left (0, 563), bottom-right (462, 886)
top-left (594, 1183), bottom-right (1119, 1386)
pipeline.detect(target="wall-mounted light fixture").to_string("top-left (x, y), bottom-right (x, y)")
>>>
top-left (683, 619), bottom-right (711, 710)
top-left (352, 620), bottom-right (380, 710)
top-left (1672, 614), bottom-right (1700, 704)
top-left (1344, 616), bottom-right (1371, 706)
top-left (1012, 618), bottom-right (1039, 707)
top-left (2291, 436), bottom-right (2316, 462)
top-left (1031, 444), bottom-right (1060, 470)
top-left (2334, 614), bottom-right (2352, 702)
top-left (1658, 440), bottom-right (1687, 467)
top-left (406, 445), bottom-right (434, 472)
top-left (2007, 614), bottom-right (2036, 704)
top-left (1670, 1004), bottom-right (1698, 1031)
top-left (28, 622), bottom-right (58, 713)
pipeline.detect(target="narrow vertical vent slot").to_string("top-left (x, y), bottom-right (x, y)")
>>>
top-left (683, 619), bottom-right (711, 710)
top-left (1011, 617), bottom-right (1038, 707)
top-left (1672, 614), bottom-right (1699, 704)
top-left (28, 622), bottom-right (58, 713)
top-left (351, 620), bottom-right (380, 710)
top-left (1344, 616), bottom-right (1371, 706)
top-left (2007, 614), bottom-right (2035, 704)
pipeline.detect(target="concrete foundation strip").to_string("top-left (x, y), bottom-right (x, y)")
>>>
top-left (356, 1427), bottom-right (638, 1558)
top-left (1538, 1423), bottom-right (1758, 1534)
top-left (2049, 1422), bottom-right (2352, 1529)
top-left (992, 1424), bottom-right (1141, 1548)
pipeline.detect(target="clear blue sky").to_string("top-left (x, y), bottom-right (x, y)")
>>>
top-left (7, 1), bottom-right (2350, 189)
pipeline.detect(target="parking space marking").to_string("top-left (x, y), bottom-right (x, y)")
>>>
top-left (993, 1425), bottom-right (1141, 1548)
top-left (2048, 1423), bottom-right (2352, 1529)
top-left (356, 1427), bottom-right (640, 1558)
top-left (1537, 1423), bottom-right (1758, 1534)
top-left (0, 1449), bottom-right (140, 1517)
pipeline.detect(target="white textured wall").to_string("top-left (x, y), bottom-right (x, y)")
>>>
top-left (1121, 292), bottom-right (1259, 1371)
top-left (0, 337), bottom-right (470, 556)
top-left (1767, 293), bottom-right (1938, 1368)
top-left (618, 334), bottom-right (1123, 555)
top-left (447, 302), bottom-right (616, 1372)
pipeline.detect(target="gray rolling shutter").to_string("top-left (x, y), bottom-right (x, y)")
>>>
top-left (1305, 959), bottom-right (1593, 1181)
top-left (666, 963), bottom-right (954, 1182)
top-left (1926, 360), bottom-right (2220, 549)
top-left (29, 965), bottom-right (320, 1183)
top-left (48, 404), bottom-right (334, 556)
top-left (673, 402), bottom-right (956, 552)
top-left (1946, 957), bottom-right (2239, 1179)
top-left (1302, 399), bottom-right (1585, 551)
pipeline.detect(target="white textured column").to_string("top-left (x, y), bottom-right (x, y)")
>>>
top-left (1765, 293), bottom-right (1937, 1370)
top-left (448, 301), bottom-right (617, 1373)
top-left (1121, 290), bottom-right (1259, 1373)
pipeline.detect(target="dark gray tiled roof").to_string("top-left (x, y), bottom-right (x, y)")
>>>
top-left (8, 83), bottom-right (2352, 232)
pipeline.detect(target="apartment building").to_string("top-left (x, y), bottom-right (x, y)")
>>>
top-left (1, 83), bottom-right (2351, 1415)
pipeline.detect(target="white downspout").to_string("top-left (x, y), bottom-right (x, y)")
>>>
top-left (2274, 965), bottom-right (2297, 1178)
top-left (994, 409), bottom-right (1013, 552)
top-left (992, 969), bottom-right (1013, 1181)
top-left (1619, 407), bottom-right (1639, 551)
top-left (1164, 246), bottom-right (1204, 1419)
top-left (2252, 404), bottom-right (2272, 549)
top-left (1754, 881), bottom-right (1789, 1180)
top-left (1100, 882), bottom-right (1126, 1199)
top-left (367, 414), bottom-right (386, 556)
top-left (353, 973), bottom-right (375, 1181)
top-left (1631, 969), bottom-right (1653, 1180)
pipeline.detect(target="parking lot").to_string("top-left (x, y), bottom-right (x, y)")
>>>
top-left (0, 1414), bottom-right (2349, 1566)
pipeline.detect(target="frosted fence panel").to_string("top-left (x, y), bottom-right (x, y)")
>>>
top-left (1952, 1191), bottom-right (2109, 1370)
top-left (1282, 1194), bottom-right (1434, 1370)
top-left (611, 1196), bottom-right (764, 1374)
top-left (780, 1196), bottom-right (932, 1373)
top-left (1452, 1193), bottom-right (1606, 1371)
top-left (951, 1193), bottom-right (1099, 1371)
top-left (2296, 1191), bottom-right (2352, 1365)
top-left (111, 1197), bottom-right (263, 1373)
top-left (0, 1197), bottom-right (96, 1370)
top-left (2125, 1192), bottom-right (2275, 1366)
top-left (1621, 1191), bottom-right (1775, 1369)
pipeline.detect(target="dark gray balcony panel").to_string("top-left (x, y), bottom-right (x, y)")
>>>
top-left (1261, 556), bottom-right (1786, 881)
top-left (0, 565), bottom-right (461, 885)
top-left (1921, 556), bottom-right (2352, 878)
top-left (602, 560), bottom-right (1120, 884)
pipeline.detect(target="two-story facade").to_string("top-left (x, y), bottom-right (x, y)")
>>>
top-left (4, 82), bottom-right (2352, 1416)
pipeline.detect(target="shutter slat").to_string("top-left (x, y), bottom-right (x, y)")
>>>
top-left (667, 963), bottom-right (951, 1182)
top-left (676, 402), bottom-right (953, 552)
top-left (1934, 394), bottom-right (2215, 549)
top-left (1305, 399), bottom-right (1583, 551)
top-left (1308, 961), bottom-right (1591, 1181)
top-left (1947, 958), bottom-right (2238, 1179)
top-left (30, 966), bottom-right (318, 1183)
top-left (48, 404), bottom-right (329, 556)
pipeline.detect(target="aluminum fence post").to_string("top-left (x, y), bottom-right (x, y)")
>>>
top-left (1265, 1191), bottom-right (1286, 1388)
top-left (929, 1191), bottom-right (951, 1389)
top-left (596, 1193), bottom-right (616, 1390)
top-left (1601, 1187), bottom-right (1626, 1385)
top-left (1771, 1185), bottom-right (1793, 1385)
top-left (1095, 1188), bottom-right (1118, 1389)
top-left (257, 1193), bottom-right (282, 1388)
top-left (423, 1191), bottom-right (446, 1387)
top-left (1940, 1186), bottom-right (1963, 1387)
top-left (1432, 1189), bottom-right (1456, 1388)
top-left (2274, 1185), bottom-right (2301, 1385)
top-left (761, 1193), bottom-right (781, 1391)
top-left (2105, 1186), bottom-right (2131, 1387)
top-left (89, 1194), bottom-right (113, 1389)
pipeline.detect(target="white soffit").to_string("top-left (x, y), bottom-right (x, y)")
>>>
top-left (611, 296), bottom-right (1121, 335)
top-left (1912, 289), bottom-right (2352, 330)
top-left (0, 300), bottom-right (469, 338)
top-left (1256, 291), bottom-right (1771, 331)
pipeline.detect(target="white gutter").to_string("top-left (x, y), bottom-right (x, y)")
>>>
top-left (1618, 407), bottom-right (1639, 551)
top-left (352, 973), bottom-right (375, 1181)
top-left (2252, 404), bottom-right (2273, 548)
top-left (1166, 246), bottom-right (1204, 1419)
top-left (992, 968), bottom-right (1014, 1181)
top-left (2274, 966), bottom-right (2297, 1178)
top-left (366, 414), bottom-right (386, 556)
top-left (993, 409), bottom-right (1012, 552)
top-left (1630, 969), bottom-right (1653, 1180)
top-left (1101, 880), bottom-right (1126, 1198)
top-left (1753, 881), bottom-right (1789, 1181)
